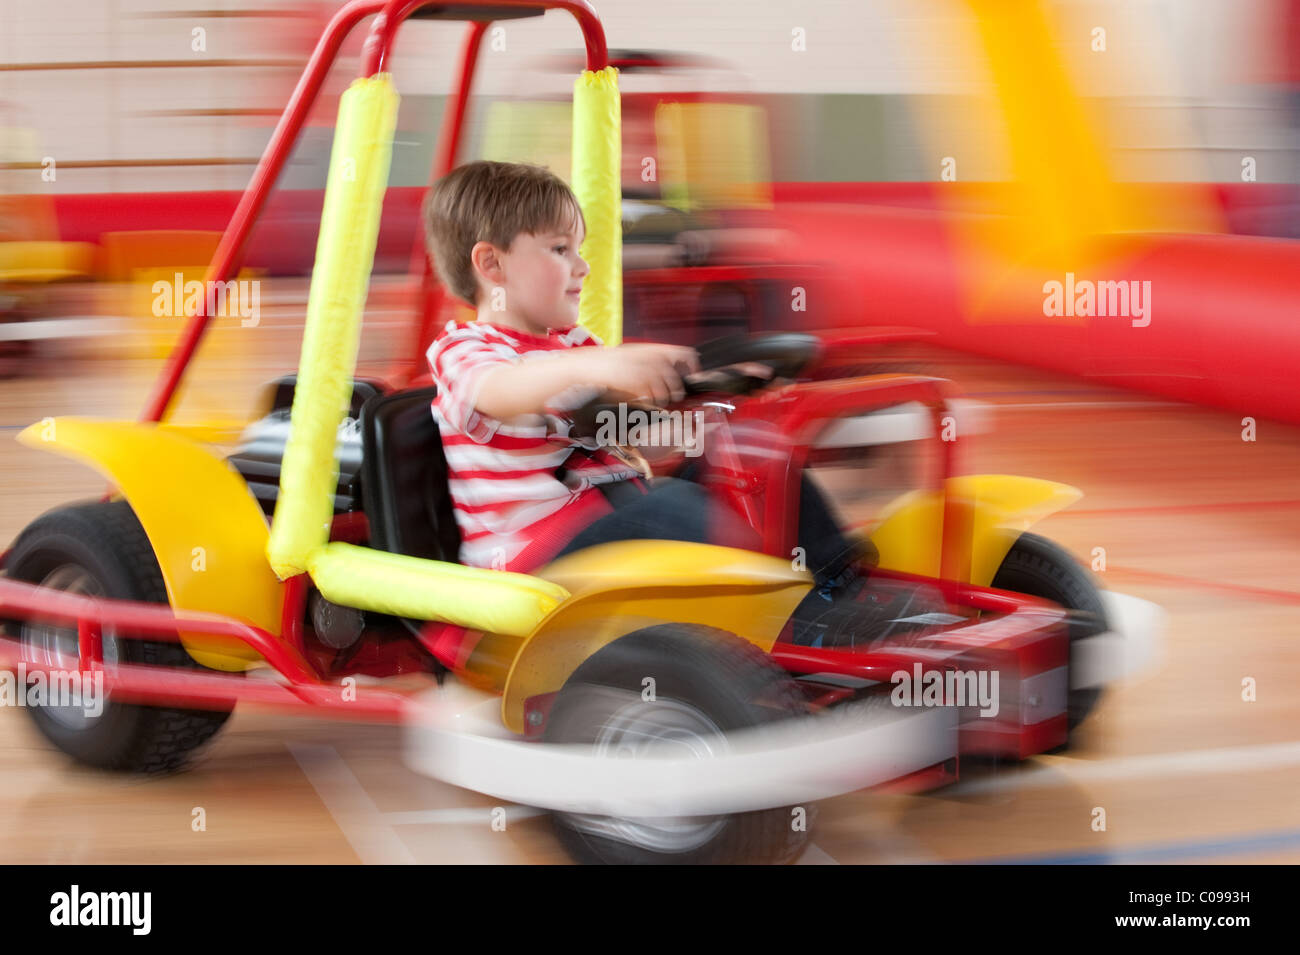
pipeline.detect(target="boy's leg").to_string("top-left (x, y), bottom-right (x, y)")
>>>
top-left (792, 473), bottom-right (877, 582)
top-left (782, 478), bottom-right (949, 650)
top-left (552, 478), bottom-right (761, 559)
top-left (677, 458), bottom-right (872, 585)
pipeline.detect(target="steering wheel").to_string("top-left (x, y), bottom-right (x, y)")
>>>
top-left (568, 332), bottom-right (823, 437)
top-left (694, 331), bottom-right (822, 382)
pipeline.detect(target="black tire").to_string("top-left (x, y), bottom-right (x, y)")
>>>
top-left (543, 624), bottom-right (815, 865)
top-left (990, 532), bottom-right (1108, 730)
top-left (4, 499), bottom-right (233, 773)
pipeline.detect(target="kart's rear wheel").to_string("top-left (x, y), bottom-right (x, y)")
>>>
top-left (4, 500), bottom-right (233, 773)
top-left (543, 624), bottom-right (814, 865)
top-left (991, 532), bottom-right (1108, 730)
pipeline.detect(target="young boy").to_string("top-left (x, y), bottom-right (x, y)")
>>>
top-left (423, 160), bottom-right (719, 571)
top-left (424, 161), bottom-right (876, 639)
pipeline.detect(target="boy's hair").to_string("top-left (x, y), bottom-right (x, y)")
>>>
top-left (423, 160), bottom-right (586, 306)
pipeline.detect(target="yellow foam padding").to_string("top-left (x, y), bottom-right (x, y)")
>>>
top-left (306, 542), bottom-right (570, 637)
top-left (266, 74), bottom-right (399, 580)
top-left (572, 67), bottom-right (622, 346)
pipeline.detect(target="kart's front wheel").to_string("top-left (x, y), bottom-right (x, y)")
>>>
top-left (543, 624), bottom-right (814, 865)
top-left (4, 499), bottom-right (233, 773)
top-left (991, 532), bottom-right (1109, 730)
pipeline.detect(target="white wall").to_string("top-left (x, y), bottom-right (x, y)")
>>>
top-left (0, 0), bottom-right (1293, 194)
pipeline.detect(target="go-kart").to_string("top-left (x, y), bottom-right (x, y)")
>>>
top-left (0, 0), bottom-right (1154, 865)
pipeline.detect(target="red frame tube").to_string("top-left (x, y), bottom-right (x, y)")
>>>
top-left (0, 578), bottom-right (317, 685)
top-left (140, 0), bottom-right (389, 424)
top-left (0, 643), bottom-right (409, 720)
top-left (360, 0), bottom-right (607, 77)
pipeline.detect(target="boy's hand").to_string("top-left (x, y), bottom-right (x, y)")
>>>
top-left (587, 343), bottom-right (700, 406)
top-left (724, 361), bottom-right (776, 381)
top-left (473, 342), bottom-right (772, 423)
top-left (691, 361), bottom-right (776, 385)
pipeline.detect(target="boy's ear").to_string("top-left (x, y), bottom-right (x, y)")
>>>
top-left (470, 240), bottom-right (505, 289)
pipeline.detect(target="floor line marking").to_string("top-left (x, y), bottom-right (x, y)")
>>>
top-left (1103, 566), bottom-right (1300, 604)
top-left (985, 400), bottom-right (1178, 411)
top-left (957, 740), bottom-right (1300, 796)
top-left (382, 806), bottom-right (546, 826)
top-left (797, 843), bottom-right (841, 865)
top-left (1062, 499), bottom-right (1300, 518)
top-left (960, 825), bottom-right (1300, 865)
top-left (286, 742), bottom-right (417, 865)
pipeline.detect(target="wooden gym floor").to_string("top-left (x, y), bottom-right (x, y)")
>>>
top-left (0, 280), bottom-right (1296, 864)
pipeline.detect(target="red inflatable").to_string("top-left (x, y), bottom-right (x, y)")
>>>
top-left (771, 202), bottom-right (1300, 426)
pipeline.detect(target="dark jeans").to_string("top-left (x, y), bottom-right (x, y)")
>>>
top-left (556, 472), bottom-right (859, 580)
top-left (553, 469), bottom-right (869, 643)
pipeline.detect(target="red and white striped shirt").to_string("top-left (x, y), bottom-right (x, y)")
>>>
top-left (427, 319), bottom-right (642, 570)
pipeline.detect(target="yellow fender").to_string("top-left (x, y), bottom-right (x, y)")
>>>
top-left (16, 418), bottom-right (282, 671)
top-left (868, 474), bottom-right (1082, 587)
top-left (498, 539), bottom-right (813, 734)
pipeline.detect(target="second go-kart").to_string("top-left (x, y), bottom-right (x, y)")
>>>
top-left (0, 0), bottom-right (1156, 865)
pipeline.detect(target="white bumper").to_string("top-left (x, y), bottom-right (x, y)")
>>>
top-left (1071, 591), bottom-right (1165, 689)
top-left (402, 590), bottom-right (1163, 816)
top-left (403, 686), bottom-right (956, 816)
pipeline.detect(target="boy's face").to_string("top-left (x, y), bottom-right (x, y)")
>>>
top-left (474, 218), bottom-right (589, 333)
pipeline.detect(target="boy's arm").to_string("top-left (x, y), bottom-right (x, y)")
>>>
top-left (473, 343), bottom-right (699, 421)
top-left (471, 349), bottom-right (602, 421)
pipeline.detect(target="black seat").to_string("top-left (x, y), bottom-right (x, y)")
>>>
top-left (228, 375), bottom-right (383, 517)
top-left (359, 386), bottom-right (461, 564)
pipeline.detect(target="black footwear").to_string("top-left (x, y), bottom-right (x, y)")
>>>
top-left (789, 573), bottom-right (957, 650)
